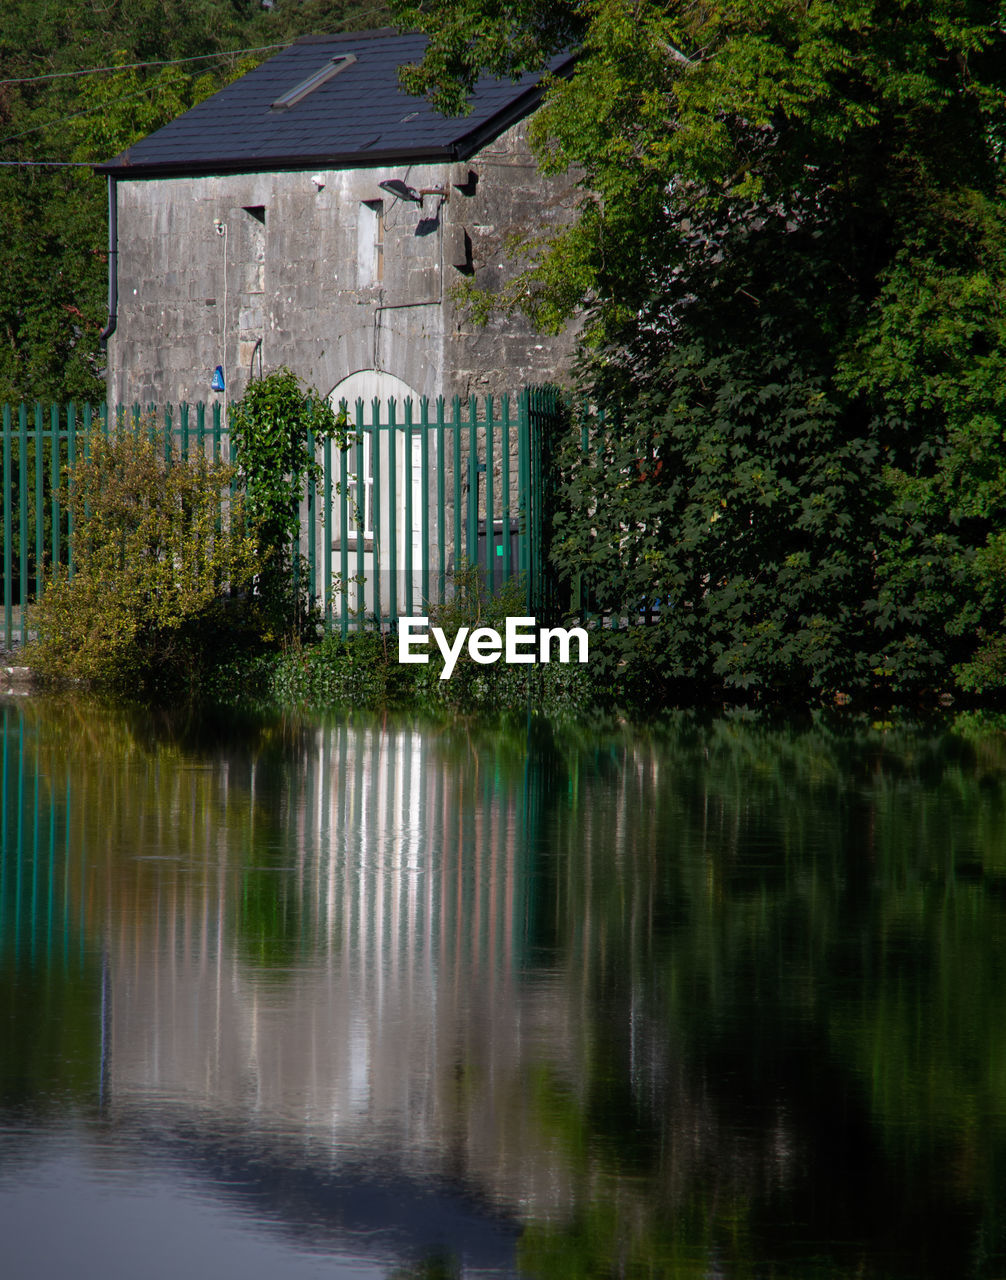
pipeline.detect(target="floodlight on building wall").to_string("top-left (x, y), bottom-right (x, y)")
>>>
top-left (379, 179), bottom-right (422, 203)
top-left (378, 179), bottom-right (450, 208)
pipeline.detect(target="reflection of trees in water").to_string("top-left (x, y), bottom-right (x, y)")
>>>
top-left (6, 701), bottom-right (1006, 1276)
top-left (517, 713), bottom-right (1006, 1277)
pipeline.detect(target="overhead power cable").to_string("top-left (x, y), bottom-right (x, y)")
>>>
top-left (0, 82), bottom-right (161, 147)
top-left (0, 159), bottom-right (95, 166)
top-left (0, 43), bottom-right (291, 87)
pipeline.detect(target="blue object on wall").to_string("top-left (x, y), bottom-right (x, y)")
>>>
top-left (211, 365), bottom-right (225, 391)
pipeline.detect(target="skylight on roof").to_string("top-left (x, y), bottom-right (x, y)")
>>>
top-left (271, 53), bottom-right (357, 110)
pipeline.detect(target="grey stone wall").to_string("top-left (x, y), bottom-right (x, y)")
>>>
top-left (106, 119), bottom-right (580, 411)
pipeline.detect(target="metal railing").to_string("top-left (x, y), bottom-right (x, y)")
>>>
top-left (0, 391), bottom-right (553, 648)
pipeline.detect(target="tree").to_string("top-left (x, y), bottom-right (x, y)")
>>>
top-left (392, 0), bottom-right (1006, 698)
top-left (0, 0), bottom-right (390, 404)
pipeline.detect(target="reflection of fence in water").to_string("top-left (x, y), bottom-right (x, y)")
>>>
top-left (0, 703), bottom-right (84, 967)
top-left (0, 707), bottom-right (806, 1226)
top-left (306, 721), bottom-right (533, 983)
top-left (0, 709), bottom-right (543, 1166)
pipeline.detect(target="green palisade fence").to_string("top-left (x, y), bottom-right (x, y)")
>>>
top-left (0, 391), bottom-right (554, 649)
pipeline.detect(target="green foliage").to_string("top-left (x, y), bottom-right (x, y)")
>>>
top-left (206, 566), bottom-right (594, 718)
top-left (396, 0), bottom-right (1006, 701)
top-left (269, 631), bottom-right (410, 710)
top-left (405, 561), bottom-right (594, 716)
top-left (26, 425), bottom-right (261, 692)
top-left (0, 0), bottom-right (389, 403)
top-left (396, 0), bottom-right (1004, 337)
top-left (203, 631), bottom-right (405, 711)
top-left (228, 367), bottom-right (346, 635)
top-left (555, 372), bottom-right (885, 700)
top-left (837, 193), bottom-right (1006, 694)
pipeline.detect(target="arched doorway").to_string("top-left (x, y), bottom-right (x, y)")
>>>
top-left (326, 370), bottom-right (431, 624)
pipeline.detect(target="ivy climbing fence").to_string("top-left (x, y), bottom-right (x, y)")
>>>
top-left (0, 390), bottom-right (558, 649)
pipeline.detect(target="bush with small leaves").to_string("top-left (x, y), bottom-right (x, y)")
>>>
top-left (27, 424), bottom-right (262, 693)
top-left (228, 367), bottom-right (347, 637)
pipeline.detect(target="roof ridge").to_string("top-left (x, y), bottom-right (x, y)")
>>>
top-left (93, 37), bottom-right (574, 177)
top-left (292, 28), bottom-right (403, 46)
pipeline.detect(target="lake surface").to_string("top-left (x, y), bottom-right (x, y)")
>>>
top-left (1, 699), bottom-right (1006, 1279)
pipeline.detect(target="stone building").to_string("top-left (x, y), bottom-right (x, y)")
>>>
top-left (95, 31), bottom-right (578, 621)
top-left (95, 29), bottom-right (579, 413)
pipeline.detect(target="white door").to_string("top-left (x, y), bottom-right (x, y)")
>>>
top-left (328, 371), bottom-right (425, 621)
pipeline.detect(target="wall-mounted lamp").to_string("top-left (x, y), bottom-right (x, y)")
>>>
top-left (378, 178), bottom-right (449, 208)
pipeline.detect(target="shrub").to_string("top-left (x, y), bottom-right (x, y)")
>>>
top-left (27, 425), bottom-right (261, 693)
top-left (204, 564), bottom-right (594, 719)
top-left (410, 561), bottom-right (594, 717)
top-left (228, 367), bottom-right (346, 637)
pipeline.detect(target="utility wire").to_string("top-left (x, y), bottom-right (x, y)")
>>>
top-left (0, 160), bottom-right (95, 166)
top-left (0, 43), bottom-right (291, 87)
top-left (0, 82), bottom-right (161, 147)
top-left (0, 15), bottom-right (394, 153)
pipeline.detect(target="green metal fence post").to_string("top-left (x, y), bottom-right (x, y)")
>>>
top-left (355, 407), bottom-right (366, 628)
top-left (420, 397), bottom-right (430, 610)
top-left (371, 399), bottom-right (382, 631)
top-left (467, 396), bottom-right (478, 571)
top-left (518, 389), bottom-right (530, 613)
top-left (323, 435), bottom-right (333, 631)
top-left (452, 397), bottom-right (462, 585)
top-left (501, 394), bottom-right (512, 585)
top-left (18, 404), bottom-right (28, 647)
top-left (50, 404), bottom-right (61, 581)
top-left (388, 399), bottom-right (398, 625)
top-left (339, 413), bottom-right (350, 639)
top-left (3, 406), bottom-right (11, 647)
top-left (291, 458), bottom-right (301, 617)
top-left (436, 397), bottom-right (446, 602)
top-left (485, 396), bottom-right (495, 594)
top-left (403, 399), bottom-right (415, 617)
top-left (529, 389), bottom-right (537, 614)
top-left (77, 407), bottom-right (90, 573)
top-left (307, 426), bottom-right (317, 607)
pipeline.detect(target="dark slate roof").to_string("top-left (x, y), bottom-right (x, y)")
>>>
top-left (96, 30), bottom-right (573, 177)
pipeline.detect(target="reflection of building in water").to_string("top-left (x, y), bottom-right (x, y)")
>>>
top-left (1, 703), bottom-right (573, 1221)
top-left (57, 718), bottom-right (578, 1220)
top-left (1, 702), bottom-right (800, 1252)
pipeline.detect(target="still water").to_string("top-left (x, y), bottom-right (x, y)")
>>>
top-left (2, 699), bottom-right (1006, 1279)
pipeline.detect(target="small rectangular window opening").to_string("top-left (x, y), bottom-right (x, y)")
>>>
top-left (243, 205), bottom-right (265, 225)
top-left (357, 200), bottom-right (384, 287)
